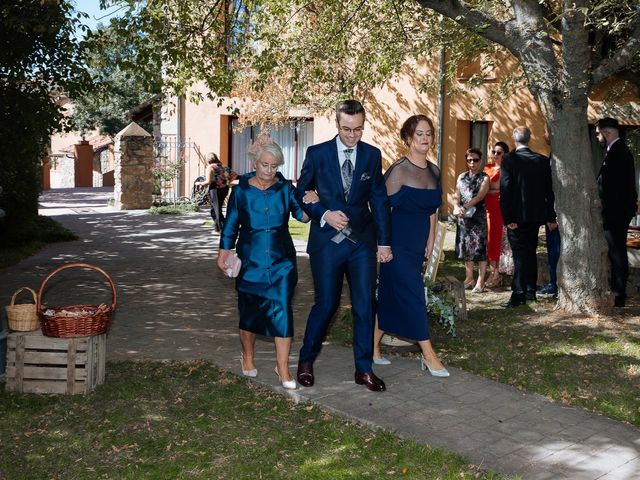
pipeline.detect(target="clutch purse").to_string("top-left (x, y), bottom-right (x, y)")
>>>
top-left (225, 253), bottom-right (242, 278)
top-left (463, 206), bottom-right (476, 218)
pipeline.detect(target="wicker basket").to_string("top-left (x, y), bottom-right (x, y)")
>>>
top-left (6, 287), bottom-right (39, 331)
top-left (37, 263), bottom-right (117, 338)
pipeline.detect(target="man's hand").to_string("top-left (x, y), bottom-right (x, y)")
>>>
top-left (547, 222), bottom-right (558, 231)
top-left (302, 190), bottom-right (319, 204)
top-left (506, 223), bottom-right (518, 230)
top-left (324, 210), bottom-right (350, 231)
top-left (377, 246), bottom-right (393, 263)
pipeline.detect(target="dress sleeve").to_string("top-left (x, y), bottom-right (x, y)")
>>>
top-left (384, 162), bottom-right (404, 196)
top-left (288, 181), bottom-right (305, 221)
top-left (219, 186), bottom-right (240, 250)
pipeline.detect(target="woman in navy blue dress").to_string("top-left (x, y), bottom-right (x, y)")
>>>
top-left (218, 139), bottom-right (308, 389)
top-left (374, 115), bottom-right (449, 377)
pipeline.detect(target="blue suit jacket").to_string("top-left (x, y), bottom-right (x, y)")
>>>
top-left (296, 137), bottom-right (391, 253)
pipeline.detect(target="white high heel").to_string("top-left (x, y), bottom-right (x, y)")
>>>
top-left (240, 353), bottom-right (257, 378)
top-left (274, 367), bottom-right (297, 390)
top-left (420, 355), bottom-right (450, 377)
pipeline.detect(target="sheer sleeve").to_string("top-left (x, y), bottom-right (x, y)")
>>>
top-left (384, 161), bottom-right (405, 196)
top-left (384, 157), bottom-right (440, 196)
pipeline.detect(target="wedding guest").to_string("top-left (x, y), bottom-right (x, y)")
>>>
top-left (373, 115), bottom-right (448, 376)
top-left (454, 148), bottom-right (490, 293)
top-left (217, 138), bottom-right (308, 389)
top-left (500, 126), bottom-right (555, 308)
top-left (484, 141), bottom-right (509, 288)
top-left (197, 153), bottom-right (237, 232)
top-left (296, 99), bottom-right (392, 392)
top-left (595, 117), bottom-right (638, 307)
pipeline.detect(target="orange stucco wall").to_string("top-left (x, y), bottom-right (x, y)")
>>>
top-left (175, 55), bottom-right (637, 216)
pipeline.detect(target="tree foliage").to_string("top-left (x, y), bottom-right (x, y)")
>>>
top-left (107, 0), bottom-right (640, 313)
top-left (0, 0), bottom-right (88, 245)
top-left (72, 25), bottom-right (158, 136)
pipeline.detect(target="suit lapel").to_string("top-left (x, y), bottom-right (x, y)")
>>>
top-left (327, 139), bottom-right (344, 195)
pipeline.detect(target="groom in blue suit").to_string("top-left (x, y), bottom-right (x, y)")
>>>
top-left (296, 100), bottom-right (392, 391)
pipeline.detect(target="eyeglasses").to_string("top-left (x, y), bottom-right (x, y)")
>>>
top-left (466, 158), bottom-right (481, 163)
top-left (339, 126), bottom-right (364, 134)
top-left (491, 150), bottom-right (503, 155)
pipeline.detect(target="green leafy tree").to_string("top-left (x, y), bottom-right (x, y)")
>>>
top-left (0, 0), bottom-right (88, 245)
top-left (108, 1), bottom-right (640, 313)
top-left (72, 24), bottom-right (159, 136)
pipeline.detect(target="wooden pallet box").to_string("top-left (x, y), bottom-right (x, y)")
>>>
top-left (5, 331), bottom-right (106, 394)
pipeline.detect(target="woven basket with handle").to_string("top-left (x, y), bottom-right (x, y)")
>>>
top-left (6, 287), bottom-right (39, 331)
top-left (37, 263), bottom-right (117, 338)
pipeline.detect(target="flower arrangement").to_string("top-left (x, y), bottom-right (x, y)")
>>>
top-left (424, 280), bottom-right (457, 337)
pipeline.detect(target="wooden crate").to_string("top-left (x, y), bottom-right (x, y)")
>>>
top-left (5, 331), bottom-right (106, 394)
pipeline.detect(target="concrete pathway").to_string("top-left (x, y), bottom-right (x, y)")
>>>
top-left (1, 187), bottom-right (638, 479)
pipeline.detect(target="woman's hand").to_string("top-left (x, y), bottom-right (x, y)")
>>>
top-left (425, 242), bottom-right (434, 259)
top-left (217, 249), bottom-right (231, 274)
top-left (303, 190), bottom-right (320, 204)
top-left (453, 205), bottom-right (464, 217)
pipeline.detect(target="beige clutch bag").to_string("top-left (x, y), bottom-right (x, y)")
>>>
top-left (226, 253), bottom-right (242, 278)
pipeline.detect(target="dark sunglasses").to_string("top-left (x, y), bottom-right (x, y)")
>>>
top-left (491, 150), bottom-right (503, 155)
top-left (466, 158), bottom-right (481, 163)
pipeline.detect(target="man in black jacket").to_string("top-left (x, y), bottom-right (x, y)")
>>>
top-left (596, 118), bottom-right (638, 307)
top-left (500, 126), bottom-right (556, 308)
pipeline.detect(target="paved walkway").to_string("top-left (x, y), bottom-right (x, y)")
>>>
top-left (1, 187), bottom-right (638, 479)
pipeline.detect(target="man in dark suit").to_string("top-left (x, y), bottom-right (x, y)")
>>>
top-left (500, 126), bottom-right (555, 308)
top-left (296, 99), bottom-right (392, 391)
top-left (596, 117), bottom-right (637, 307)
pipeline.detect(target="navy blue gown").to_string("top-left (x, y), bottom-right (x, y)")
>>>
top-left (219, 172), bottom-right (305, 338)
top-left (377, 158), bottom-right (442, 341)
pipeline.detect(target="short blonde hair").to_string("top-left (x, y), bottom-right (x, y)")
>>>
top-left (247, 137), bottom-right (285, 166)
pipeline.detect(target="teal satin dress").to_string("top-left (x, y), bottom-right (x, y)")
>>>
top-left (219, 172), bottom-right (305, 337)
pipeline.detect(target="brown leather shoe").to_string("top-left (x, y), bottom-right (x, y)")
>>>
top-left (297, 361), bottom-right (314, 387)
top-left (354, 371), bottom-right (386, 392)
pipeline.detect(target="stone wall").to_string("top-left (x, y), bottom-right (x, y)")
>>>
top-left (114, 123), bottom-right (154, 210)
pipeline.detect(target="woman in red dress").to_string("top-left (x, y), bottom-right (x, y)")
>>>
top-left (483, 141), bottom-right (509, 288)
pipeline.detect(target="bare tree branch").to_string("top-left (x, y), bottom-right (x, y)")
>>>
top-left (415, 0), bottom-right (511, 49)
top-left (592, 15), bottom-right (640, 87)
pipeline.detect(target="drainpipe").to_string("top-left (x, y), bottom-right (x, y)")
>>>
top-left (175, 95), bottom-right (182, 199)
top-left (436, 46), bottom-right (446, 170)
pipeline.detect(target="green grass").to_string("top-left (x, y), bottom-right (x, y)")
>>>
top-left (0, 216), bottom-right (78, 269)
top-left (434, 305), bottom-right (640, 427)
top-left (0, 361), bottom-right (507, 479)
top-left (330, 246), bottom-right (640, 428)
top-left (288, 218), bottom-right (310, 241)
top-left (149, 203), bottom-right (199, 214)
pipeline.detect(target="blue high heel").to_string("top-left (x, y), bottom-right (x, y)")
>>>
top-left (420, 355), bottom-right (450, 377)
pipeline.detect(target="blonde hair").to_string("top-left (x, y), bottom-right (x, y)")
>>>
top-left (247, 136), bottom-right (285, 166)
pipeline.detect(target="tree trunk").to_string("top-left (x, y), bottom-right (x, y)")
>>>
top-left (547, 110), bottom-right (612, 314)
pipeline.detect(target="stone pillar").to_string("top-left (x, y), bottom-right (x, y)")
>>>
top-left (114, 122), bottom-right (154, 210)
top-left (74, 140), bottom-right (93, 187)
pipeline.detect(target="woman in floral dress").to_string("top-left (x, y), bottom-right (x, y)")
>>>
top-left (454, 148), bottom-right (490, 292)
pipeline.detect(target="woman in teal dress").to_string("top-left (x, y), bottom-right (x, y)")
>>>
top-left (217, 139), bottom-right (309, 389)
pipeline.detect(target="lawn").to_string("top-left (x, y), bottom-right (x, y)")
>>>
top-left (0, 361), bottom-right (507, 480)
top-left (0, 216), bottom-right (78, 269)
top-left (331, 243), bottom-right (640, 428)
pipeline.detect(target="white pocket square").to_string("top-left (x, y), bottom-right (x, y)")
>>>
top-left (360, 172), bottom-right (371, 181)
